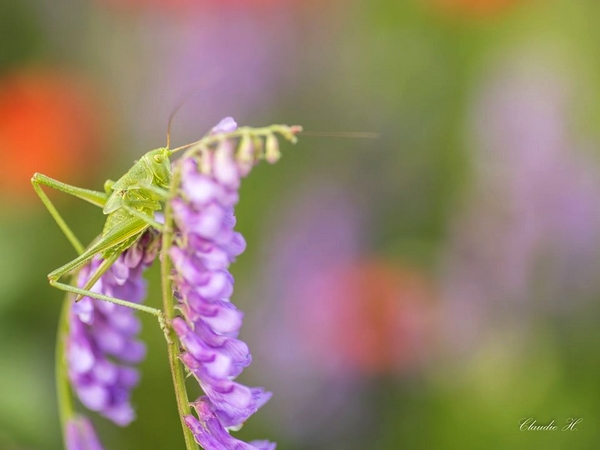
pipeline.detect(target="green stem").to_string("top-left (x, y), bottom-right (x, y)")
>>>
top-left (56, 293), bottom-right (75, 446)
top-left (168, 124), bottom-right (300, 155)
top-left (160, 161), bottom-right (199, 450)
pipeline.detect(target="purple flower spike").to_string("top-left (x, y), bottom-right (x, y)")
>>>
top-left (65, 415), bottom-right (104, 450)
top-left (170, 119), bottom-right (274, 446)
top-left (184, 398), bottom-right (276, 450)
top-left (68, 230), bottom-right (159, 426)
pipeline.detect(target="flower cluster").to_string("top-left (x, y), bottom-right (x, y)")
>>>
top-left (54, 119), bottom-right (299, 449)
top-left (169, 121), bottom-right (275, 448)
top-left (68, 230), bottom-right (159, 426)
top-left (185, 398), bottom-right (275, 450)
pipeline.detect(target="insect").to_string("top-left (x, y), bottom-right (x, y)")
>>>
top-left (32, 144), bottom-right (174, 321)
top-left (31, 119), bottom-right (302, 323)
top-left (32, 111), bottom-right (219, 323)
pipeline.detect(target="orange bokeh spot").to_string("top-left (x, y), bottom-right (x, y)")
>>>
top-left (295, 260), bottom-right (437, 376)
top-left (431, 0), bottom-right (525, 18)
top-left (0, 69), bottom-right (106, 201)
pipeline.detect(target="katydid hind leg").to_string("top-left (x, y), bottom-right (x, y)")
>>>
top-left (32, 173), bottom-right (108, 255)
top-left (32, 173), bottom-right (108, 207)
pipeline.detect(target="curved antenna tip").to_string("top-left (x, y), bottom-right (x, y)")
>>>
top-left (298, 130), bottom-right (380, 139)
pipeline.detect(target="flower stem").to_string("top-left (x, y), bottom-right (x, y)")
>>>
top-left (160, 161), bottom-right (199, 450)
top-left (56, 293), bottom-right (74, 446)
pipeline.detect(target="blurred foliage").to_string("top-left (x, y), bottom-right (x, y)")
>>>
top-left (2, 0), bottom-right (600, 449)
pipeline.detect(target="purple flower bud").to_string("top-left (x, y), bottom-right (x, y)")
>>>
top-left (211, 116), bottom-right (238, 134)
top-left (170, 119), bottom-right (274, 446)
top-left (67, 230), bottom-right (159, 426)
top-left (65, 415), bottom-right (104, 450)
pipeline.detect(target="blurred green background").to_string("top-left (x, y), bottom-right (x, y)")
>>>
top-left (2, 0), bottom-right (600, 448)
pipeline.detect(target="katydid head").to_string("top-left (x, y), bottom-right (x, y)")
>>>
top-left (144, 147), bottom-right (172, 188)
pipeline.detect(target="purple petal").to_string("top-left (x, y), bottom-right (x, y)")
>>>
top-left (68, 337), bottom-right (95, 373)
top-left (77, 383), bottom-right (109, 412)
top-left (102, 402), bottom-right (135, 427)
top-left (213, 141), bottom-right (241, 190)
top-left (185, 398), bottom-right (275, 450)
top-left (66, 416), bottom-right (104, 450)
top-left (183, 174), bottom-right (221, 205)
top-left (211, 116), bottom-right (238, 134)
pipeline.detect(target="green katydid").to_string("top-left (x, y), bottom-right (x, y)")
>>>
top-left (31, 146), bottom-right (172, 323)
top-left (31, 121), bottom-right (302, 327)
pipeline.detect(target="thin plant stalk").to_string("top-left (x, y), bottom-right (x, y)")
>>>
top-left (56, 293), bottom-right (75, 447)
top-left (160, 160), bottom-right (199, 450)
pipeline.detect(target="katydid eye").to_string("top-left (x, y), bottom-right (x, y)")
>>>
top-left (154, 155), bottom-right (163, 163)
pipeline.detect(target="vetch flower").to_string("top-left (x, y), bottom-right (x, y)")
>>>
top-left (184, 398), bottom-right (276, 450)
top-left (67, 230), bottom-right (160, 426)
top-left (65, 415), bottom-right (104, 450)
top-left (169, 119), bottom-right (290, 447)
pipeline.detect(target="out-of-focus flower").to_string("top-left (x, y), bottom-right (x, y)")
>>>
top-left (250, 186), bottom-right (436, 445)
top-left (296, 260), bottom-right (435, 376)
top-left (88, 4), bottom-right (308, 151)
top-left (0, 69), bottom-right (106, 201)
top-left (68, 230), bottom-right (159, 426)
top-left (440, 55), bottom-right (600, 353)
top-left (65, 416), bottom-right (104, 450)
top-left (170, 119), bottom-right (284, 447)
top-left (95, 0), bottom-right (293, 14)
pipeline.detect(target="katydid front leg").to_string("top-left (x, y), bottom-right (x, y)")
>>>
top-left (47, 219), bottom-right (171, 341)
top-left (50, 279), bottom-right (170, 340)
top-left (44, 212), bottom-right (172, 341)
